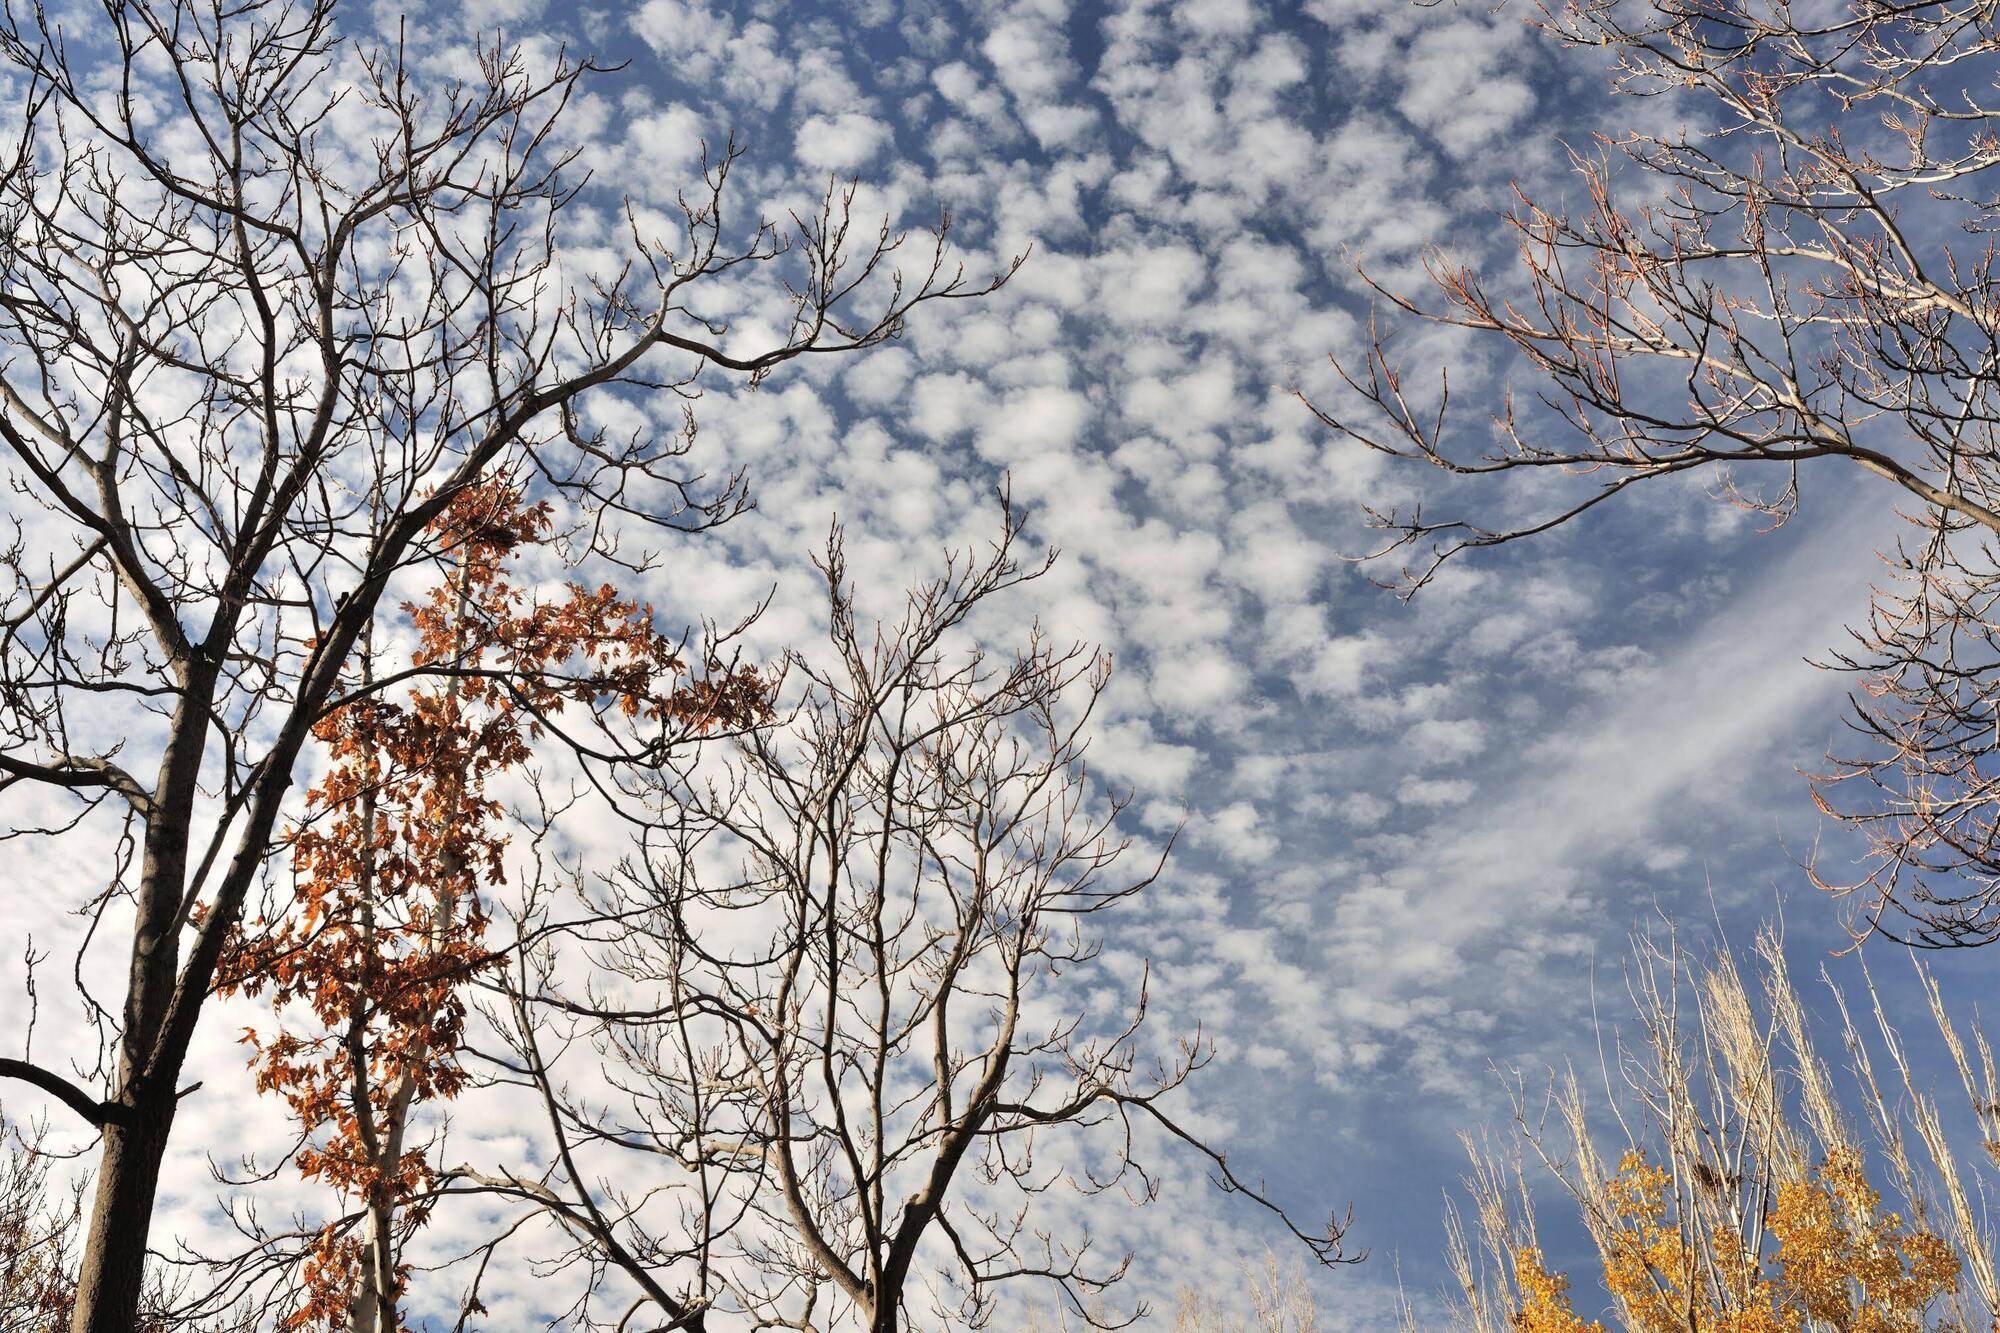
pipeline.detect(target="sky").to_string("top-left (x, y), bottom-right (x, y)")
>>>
top-left (7, 0), bottom-right (1993, 1328)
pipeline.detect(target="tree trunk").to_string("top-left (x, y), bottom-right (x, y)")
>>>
top-left (69, 695), bottom-right (205, 1333)
top-left (69, 1097), bottom-right (176, 1333)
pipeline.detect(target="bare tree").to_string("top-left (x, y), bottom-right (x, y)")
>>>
top-left (1315, 0), bottom-right (2000, 948)
top-left (451, 512), bottom-right (1355, 1332)
top-left (0, 1), bottom-right (1008, 1328)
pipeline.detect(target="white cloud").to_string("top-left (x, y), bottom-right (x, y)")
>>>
top-left (630, 0), bottom-right (733, 71)
top-left (795, 111), bottom-right (894, 171)
top-left (1198, 799), bottom-right (1281, 864)
top-left (1396, 20), bottom-right (1537, 158)
top-left (1093, 240), bottom-right (1208, 326)
top-left (1396, 774), bottom-right (1475, 809)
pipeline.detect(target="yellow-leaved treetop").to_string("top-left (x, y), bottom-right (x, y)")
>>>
top-left (1511, 1147), bottom-right (1958, 1331)
top-left (1419, 925), bottom-right (2000, 1332)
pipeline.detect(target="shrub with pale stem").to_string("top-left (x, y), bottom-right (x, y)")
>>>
top-left (1171, 1252), bottom-right (1320, 1333)
top-left (1017, 1251), bottom-right (1319, 1332)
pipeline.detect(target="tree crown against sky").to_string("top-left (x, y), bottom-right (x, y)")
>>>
top-left (1317, 0), bottom-right (2000, 952)
top-left (447, 512), bottom-right (1352, 1331)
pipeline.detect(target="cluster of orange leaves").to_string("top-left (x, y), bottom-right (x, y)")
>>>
top-left (1513, 1149), bottom-right (1960, 1332)
top-left (215, 483), bottom-right (768, 1331)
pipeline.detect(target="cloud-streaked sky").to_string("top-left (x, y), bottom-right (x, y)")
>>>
top-left (8, 0), bottom-right (1975, 1328)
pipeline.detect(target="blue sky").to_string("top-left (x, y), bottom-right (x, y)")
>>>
top-left (10, 0), bottom-right (1992, 1327)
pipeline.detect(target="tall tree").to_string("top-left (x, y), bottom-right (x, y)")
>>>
top-left (0, 2), bottom-right (1005, 1328)
top-left (454, 513), bottom-right (1356, 1332)
top-left (1319, 0), bottom-right (2000, 948)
